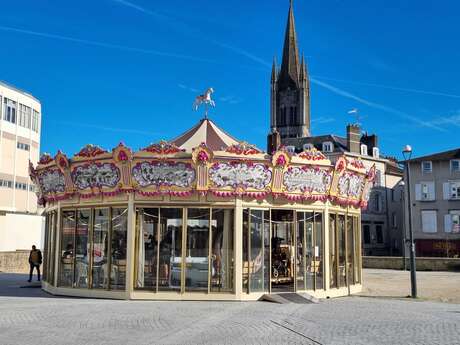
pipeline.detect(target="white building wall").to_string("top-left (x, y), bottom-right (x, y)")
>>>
top-left (0, 213), bottom-right (45, 251)
top-left (0, 81), bottom-right (44, 251)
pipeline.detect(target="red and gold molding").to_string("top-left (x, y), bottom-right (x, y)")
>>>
top-left (30, 141), bottom-right (375, 208)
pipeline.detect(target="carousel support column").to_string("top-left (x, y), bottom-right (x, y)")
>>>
top-left (323, 203), bottom-right (331, 293)
top-left (125, 192), bottom-right (136, 299)
top-left (53, 202), bottom-right (62, 288)
top-left (234, 197), bottom-right (243, 299)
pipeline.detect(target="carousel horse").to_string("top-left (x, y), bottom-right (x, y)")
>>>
top-left (193, 87), bottom-right (216, 114)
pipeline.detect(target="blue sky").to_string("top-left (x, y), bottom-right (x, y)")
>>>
top-left (1, 0), bottom-right (459, 160)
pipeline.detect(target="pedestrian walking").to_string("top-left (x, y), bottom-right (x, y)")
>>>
top-left (28, 245), bottom-right (42, 282)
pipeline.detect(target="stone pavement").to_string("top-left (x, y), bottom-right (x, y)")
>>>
top-left (361, 269), bottom-right (460, 303)
top-left (1, 273), bottom-right (460, 345)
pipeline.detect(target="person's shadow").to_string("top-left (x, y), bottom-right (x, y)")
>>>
top-left (0, 273), bottom-right (58, 298)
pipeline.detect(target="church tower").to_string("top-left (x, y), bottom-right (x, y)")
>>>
top-left (270, 0), bottom-right (310, 142)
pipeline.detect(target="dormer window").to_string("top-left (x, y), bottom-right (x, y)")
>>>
top-left (422, 161), bottom-right (432, 174)
top-left (303, 143), bottom-right (314, 151)
top-left (286, 145), bottom-right (296, 154)
top-left (360, 144), bottom-right (368, 156)
top-left (322, 141), bottom-right (333, 153)
top-left (372, 147), bottom-right (380, 158)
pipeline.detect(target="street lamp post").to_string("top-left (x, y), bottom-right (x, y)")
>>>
top-left (403, 145), bottom-right (417, 298)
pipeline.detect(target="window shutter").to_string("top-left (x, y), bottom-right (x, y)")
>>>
top-left (415, 184), bottom-right (422, 201)
top-left (443, 182), bottom-right (451, 200)
top-left (444, 214), bottom-right (453, 233)
top-left (428, 182), bottom-right (436, 201)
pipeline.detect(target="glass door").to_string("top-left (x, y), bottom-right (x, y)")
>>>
top-left (271, 210), bottom-right (295, 292)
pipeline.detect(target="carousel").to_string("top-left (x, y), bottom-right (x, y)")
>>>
top-left (31, 90), bottom-right (375, 301)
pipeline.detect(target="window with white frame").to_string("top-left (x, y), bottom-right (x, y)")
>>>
top-left (415, 181), bottom-right (435, 201)
top-left (18, 104), bottom-right (31, 129)
top-left (303, 143), bottom-right (314, 151)
top-left (372, 147), bottom-right (380, 158)
top-left (444, 211), bottom-right (460, 233)
top-left (15, 182), bottom-right (28, 190)
top-left (322, 141), bottom-right (333, 153)
top-left (32, 110), bottom-right (40, 132)
top-left (0, 179), bottom-right (13, 188)
top-left (17, 142), bottom-right (30, 151)
top-left (285, 145), bottom-right (296, 154)
top-left (421, 210), bottom-right (437, 233)
top-left (451, 160), bottom-right (460, 173)
top-left (421, 161), bottom-right (432, 174)
top-left (444, 181), bottom-right (460, 200)
top-left (360, 144), bottom-right (368, 156)
top-left (375, 169), bottom-right (382, 187)
top-left (3, 98), bottom-right (16, 124)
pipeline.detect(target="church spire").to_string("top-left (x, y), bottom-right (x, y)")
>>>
top-left (279, 0), bottom-right (300, 89)
top-left (271, 57), bottom-right (277, 83)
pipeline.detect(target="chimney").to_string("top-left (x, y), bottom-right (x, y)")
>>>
top-left (267, 130), bottom-right (281, 154)
top-left (361, 134), bottom-right (378, 150)
top-left (346, 124), bottom-right (361, 154)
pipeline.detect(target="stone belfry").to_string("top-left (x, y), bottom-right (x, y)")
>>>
top-left (270, 0), bottom-right (310, 141)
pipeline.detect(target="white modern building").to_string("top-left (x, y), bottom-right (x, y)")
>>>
top-left (0, 81), bottom-right (44, 251)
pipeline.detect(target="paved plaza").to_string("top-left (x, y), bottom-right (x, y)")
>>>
top-left (1, 272), bottom-right (460, 345)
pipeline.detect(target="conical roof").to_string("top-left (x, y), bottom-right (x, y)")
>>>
top-left (170, 118), bottom-right (240, 151)
top-left (279, 0), bottom-right (300, 89)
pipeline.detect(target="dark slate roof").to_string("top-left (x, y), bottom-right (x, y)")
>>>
top-left (283, 134), bottom-right (348, 153)
top-left (406, 147), bottom-right (460, 163)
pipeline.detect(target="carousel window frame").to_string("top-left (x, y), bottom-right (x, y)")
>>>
top-left (57, 205), bottom-right (128, 291)
top-left (134, 204), bottom-right (236, 295)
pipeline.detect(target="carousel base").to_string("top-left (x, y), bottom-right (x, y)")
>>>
top-left (41, 282), bottom-right (362, 301)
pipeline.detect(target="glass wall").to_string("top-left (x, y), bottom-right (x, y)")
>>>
top-left (211, 209), bottom-right (234, 292)
top-left (329, 214), bottom-right (337, 289)
top-left (59, 210), bottom-right (76, 287)
top-left (242, 209), bottom-right (270, 293)
top-left (296, 212), bottom-right (323, 291)
top-left (135, 207), bottom-right (234, 293)
top-left (75, 209), bottom-right (90, 288)
top-left (111, 208), bottom-right (128, 289)
top-left (92, 208), bottom-right (109, 289)
top-left (329, 212), bottom-right (360, 289)
top-left (135, 208), bottom-right (158, 290)
top-left (58, 207), bottom-right (127, 290)
top-left (186, 208), bottom-right (209, 291)
top-left (314, 213), bottom-right (324, 290)
top-left (159, 208), bottom-right (183, 292)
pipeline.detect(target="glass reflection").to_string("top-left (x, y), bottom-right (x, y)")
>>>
top-left (338, 215), bottom-right (346, 287)
top-left (329, 214), bottom-right (337, 289)
top-left (75, 209), bottom-right (90, 288)
top-left (111, 208), bottom-right (127, 290)
top-left (92, 208), bottom-right (109, 289)
top-left (59, 211), bottom-right (75, 287)
top-left (211, 209), bottom-right (234, 292)
top-left (186, 208), bottom-right (209, 291)
top-left (136, 208), bottom-right (158, 290)
top-left (159, 208), bottom-right (183, 292)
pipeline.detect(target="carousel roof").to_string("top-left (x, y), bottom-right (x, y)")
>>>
top-left (170, 118), bottom-right (242, 152)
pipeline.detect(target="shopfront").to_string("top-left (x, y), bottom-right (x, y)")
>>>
top-left (33, 119), bottom-right (374, 300)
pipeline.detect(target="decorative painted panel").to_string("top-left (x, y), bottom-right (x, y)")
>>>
top-left (132, 161), bottom-right (195, 188)
top-left (338, 172), bottom-right (364, 198)
top-left (284, 167), bottom-right (332, 193)
top-left (38, 169), bottom-right (66, 194)
top-left (209, 162), bottom-right (272, 190)
top-left (72, 163), bottom-right (120, 190)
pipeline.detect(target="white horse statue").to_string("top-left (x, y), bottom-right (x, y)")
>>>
top-left (193, 87), bottom-right (215, 118)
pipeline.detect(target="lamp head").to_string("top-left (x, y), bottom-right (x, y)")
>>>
top-left (402, 145), bottom-right (413, 160)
